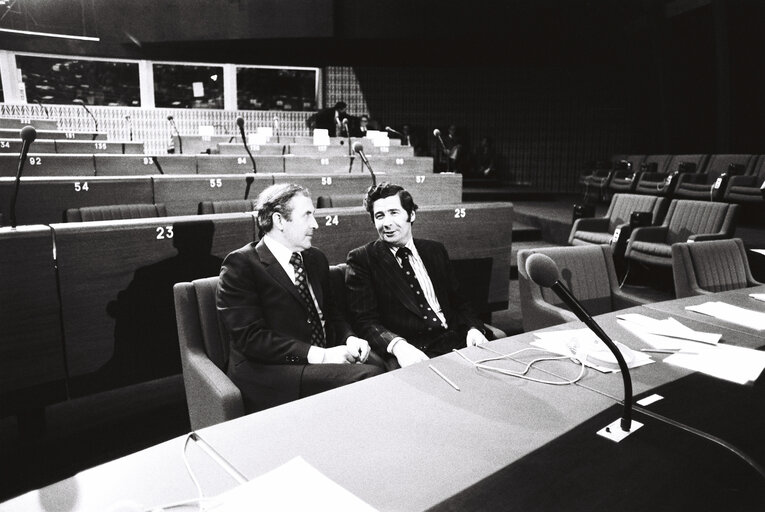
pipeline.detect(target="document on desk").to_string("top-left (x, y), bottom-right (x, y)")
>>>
top-left (531, 328), bottom-right (653, 372)
top-left (664, 344), bottom-right (765, 385)
top-left (749, 293), bottom-right (765, 303)
top-left (685, 301), bottom-right (765, 331)
top-left (616, 314), bottom-right (721, 347)
top-left (208, 456), bottom-right (377, 511)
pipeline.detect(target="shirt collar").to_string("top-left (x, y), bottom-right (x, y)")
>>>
top-left (388, 238), bottom-right (416, 259)
top-left (263, 234), bottom-right (298, 268)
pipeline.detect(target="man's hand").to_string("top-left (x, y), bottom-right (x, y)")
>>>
top-left (392, 340), bottom-right (429, 368)
top-left (345, 336), bottom-right (371, 364)
top-left (322, 346), bottom-right (356, 364)
top-left (466, 327), bottom-right (489, 347)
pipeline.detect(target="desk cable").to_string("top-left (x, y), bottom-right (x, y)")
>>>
top-left (453, 346), bottom-right (586, 386)
top-left (471, 344), bottom-right (765, 482)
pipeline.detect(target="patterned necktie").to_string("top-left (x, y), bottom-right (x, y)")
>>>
top-left (396, 247), bottom-right (442, 329)
top-left (289, 252), bottom-right (326, 347)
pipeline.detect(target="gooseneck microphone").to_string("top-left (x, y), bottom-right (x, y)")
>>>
top-left (125, 115), bottom-right (133, 141)
top-left (73, 99), bottom-right (99, 140)
top-left (353, 142), bottom-right (376, 187)
top-left (244, 176), bottom-right (255, 200)
top-left (10, 126), bottom-right (37, 228)
top-left (236, 116), bottom-right (257, 174)
top-left (167, 115), bottom-right (183, 154)
top-left (526, 253), bottom-right (633, 432)
top-left (386, 126), bottom-right (404, 137)
top-left (433, 128), bottom-right (447, 153)
top-left (273, 115), bottom-right (280, 143)
top-left (35, 99), bottom-right (50, 118)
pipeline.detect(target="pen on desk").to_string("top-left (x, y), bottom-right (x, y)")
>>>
top-left (640, 349), bottom-right (698, 355)
top-left (429, 364), bottom-right (460, 391)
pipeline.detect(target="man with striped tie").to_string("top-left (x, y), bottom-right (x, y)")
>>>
top-left (346, 183), bottom-right (490, 368)
top-left (217, 183), bottom-right (384, 412)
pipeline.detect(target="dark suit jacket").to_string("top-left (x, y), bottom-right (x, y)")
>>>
top-left (345, 238), bottom-right (485, 357)
top-left (217, 239), bottom-right (353, 411)
top-left (310, 107), bottom-right (346, 137)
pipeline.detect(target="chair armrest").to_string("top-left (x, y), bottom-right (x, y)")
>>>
top-left (727, 175), bottom-right (757, 187)
top-left (637, 172), bottom-right (666, 183)
top-left (676, 173), bottom-right (707, 186)
top-left (688, 233), bottom-right (730, 242)
top-left (572, 217), bottom-right (610, 233)
top-left (182, 351), bottom-right (244, 430)
top-left (629, 226), bottom-right (668, 243)
top-left (485, 323), bottom-right (506, 340)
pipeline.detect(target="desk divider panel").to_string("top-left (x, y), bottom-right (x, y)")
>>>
top-left (283, 155), bottom-right (354, 174)
top-left (152, 174), bottom-right (274, 216)
top-left (94, 155), bottom-right (160, 176)
top-left (0, 139), bottom-right (57, 154)
top-left (0, 153), bottom-right (95, 178)
top-left (54, 140), bottom-right (126, 154)
top-left (311, 202), bottom-right (512, 309)
top-left (273, 173), bottom-right (373, 206)
top-left (365, 156), bottom-right (434, 174)
top-left (0, 176), bottom-right (154, 225)
top-left (395, 173), bottom-right (463, 204)
top-left (196, 155), bottom-right (284, 174)
top-left (52, 213), bottom-right (257, 397)
top-left (217, 143), bottom-right (285, 156)
top-left (174, 135), bottom-right (233, 155)
top-left (0, 225), bottom-right (67, 406)
top-left (151, 155), bottom-right (198, 175)
top-left (288, 144), bottom-right (351, 157)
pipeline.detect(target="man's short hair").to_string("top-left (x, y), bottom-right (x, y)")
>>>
top-left (363, 182), bottom-right (418, 221)
top-left (334, 101), bottom-right (347, 111)
top-left (256, 183), bottom-right (311, 237)
top-left (360, 114), bottom-right (369, 121)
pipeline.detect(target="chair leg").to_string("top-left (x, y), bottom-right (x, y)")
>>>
top-left (619, 261), bottom-right (632, 289)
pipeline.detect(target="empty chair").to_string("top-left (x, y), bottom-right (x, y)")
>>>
top-left (634, 154), bottom-right (709, 196)
top-left (672, 238), bottom-right (762, 298)
top-left (65, 203), bottom-right (167, 222)
top-left (174, 277), bottom-right (244, 430)
top-left (625, 199), bottom-right (738, 267)
top-left (723, 155), bottom-right (765, 204)
top-left (569, 194), bottom-right (668, 246)
top-left (582, 155), bottom-right (628, 200)
top-left (197, 199), bottom-right (257, 215)
top-left (673, 154), bottom-right (754, 200)
top-left (608, 155), bottom-right (665, 195)
top-left (518, 245), bottom-right (650, 331)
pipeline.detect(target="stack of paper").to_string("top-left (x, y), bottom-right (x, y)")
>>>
top-left (531, 328), bottom-right (653, 373)
top-left (686, 302), bottom-right (765, 331)
top-left (616, 313), bottom-right (721, 350)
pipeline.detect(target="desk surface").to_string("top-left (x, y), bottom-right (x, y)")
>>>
top-left (3, 294), bottom-right (765, 511)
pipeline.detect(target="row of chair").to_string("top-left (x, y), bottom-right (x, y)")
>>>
top-left (582, 154), bottom-right (765, 204)
top-left (0, 172), bottom-right (462, 224)
top-left (570, 194), bottom-right (738, 268)
top-left (0, 153), bottom-right (435, 177)
top-left (518, 238), bottom-right (761, 331)
top-left (0, 203), bottom-right (513, 417)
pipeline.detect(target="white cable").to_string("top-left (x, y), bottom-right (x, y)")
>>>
top-left (182, 433), bottom-right (205, 510)
top-left (453, 347), bottom-right (586, 386)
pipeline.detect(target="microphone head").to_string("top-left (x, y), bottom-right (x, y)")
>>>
top-left (236, 116), bottom-right (245, 128)
top-left (525, 253), bottom-right (560, 288)
top-left (352, 141), bottom-right (364, 154)
top-left (433, 128), bottom-right (441, 137)
top-left (20, 125), bottom-right (37, 143)
top-left (385, 126), bottom-right (393, 131)
top-left (167, 115), bottom-right (174, 121)
top-left (72, 98), bottom-right (84, 105)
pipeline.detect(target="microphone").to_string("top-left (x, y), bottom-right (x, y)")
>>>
top-left (433, 128), bottom-right (447, 152)
top-left (386, 126), bottom-right (404, 137)
top-left (236, 116), bottom-right (257, 174)
top-left (10, 126), bottom-right (37, 228)
top-left (73, 99), bottom-right (99, 140)
top-left (244, 176), bottom-right (255, 200)
top-left (353, 142), bottom-right (376, 187)
top-left (35, 99), bottom-right (50, 119)
top-left (125, 115), bottom-right (133, 141)
top-left (167, 115), bottom-right (183, 154)
top-left (273, 115), bottom-right (280, 143)
top-left (525, 253), bottom-right (633, 432)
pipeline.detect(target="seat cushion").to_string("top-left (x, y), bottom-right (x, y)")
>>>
top-left (572, 231), bottom-right (613, 245)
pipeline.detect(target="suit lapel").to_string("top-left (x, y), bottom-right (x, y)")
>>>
top-left (255, 239), bottom-right (306, 310)
top-left (372, 240), bottom-right (421, 316)
top-left (414, 239), bottom-right (449, 307)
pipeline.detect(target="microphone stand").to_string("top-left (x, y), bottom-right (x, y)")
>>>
top-left (346, 122), bottom-right (354, 174)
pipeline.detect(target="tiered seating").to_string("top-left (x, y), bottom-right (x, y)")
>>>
top-left (633, 154), bottom-right (709, 196)
top-left (0, 128), bottom-right (106, 140)
top-left (608, 155), bottom-right (668, 195)
top-left (722, 155), bottom-right (765, 203)
top-left (673, 154), bottom-right (754, 200)
top-left (0, 118), bottom-right (58, 130)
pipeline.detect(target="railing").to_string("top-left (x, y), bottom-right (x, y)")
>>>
top-left (0, 104), bottom-right (312, 154)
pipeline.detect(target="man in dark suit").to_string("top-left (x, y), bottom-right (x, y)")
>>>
top-left (346, 183), bottom-right (490, 368)
top-left (217, 183), bottom-right (384, 412)
top-left (306, 101), bottom-right (348, 137)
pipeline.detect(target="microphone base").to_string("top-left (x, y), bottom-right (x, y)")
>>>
top-left (596, 418), bottom-right (643, 442)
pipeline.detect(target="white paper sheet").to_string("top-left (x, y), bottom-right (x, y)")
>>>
top-left (749, 293), bottom-right (765, 303)
top-left (617, 313), bottom-right (721, 345)
top-left (664, 344), bottom-right (765, 385)
top-left (685, 302), bottom-right (765, 331)
top-left (531, 328), bottom-right (653, 372)
top-left (208, 457), bottom-right (377, 511)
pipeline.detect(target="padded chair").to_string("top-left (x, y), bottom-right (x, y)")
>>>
top-left (634, 154), bottom-right (709, 196)
top-left (608, 155), bottom-right (663, 195)
top-left (174, 276), bottom-right (244, 430)
top-left (583, 155), bottom-right (630, 200)
top-left (518, 244), bottom-right (651, 331)
top-left (673, 154), bottom-right (754, 200)
top-left (569, 194), bottom-right (668, 246)
top-left (672, 238), bottom-right (762, 298)
top-left (197, 199), bottom-right (257, 215)
top-left (625, 199), bottom-right (738, 268)
top-left (65, 203), bottom-right (167, 222)
top-left (723, 155), bottom-right (765, 203)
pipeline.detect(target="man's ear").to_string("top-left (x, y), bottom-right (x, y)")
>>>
top-left (272, 211), bottom-right (283, 231)
top-left (409, 209), bottom-right (416, 224)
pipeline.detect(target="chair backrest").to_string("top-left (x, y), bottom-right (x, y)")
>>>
top-left (672, 238), bottom-right (759, 298)
top-left (665, 154), bottom-right (709, 174)
top-left (623, 155), bottom-right (646, 172)
top-left (664, 200), bottom-right (737, 244)
top-left (66, 203), bottom-right (167, 222)
top-left (176, 276), bottom-right (230, 370)
top-left (605, 194), bottom-right (668, 233)
top-left (702, 154), bottom-right (755, 180)
top-left (519, 244), bottom-right (620, 318)
top-left (642, 154), bottom-right (672, 173)
top-left (198, 199), bottom-right (257, 215)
